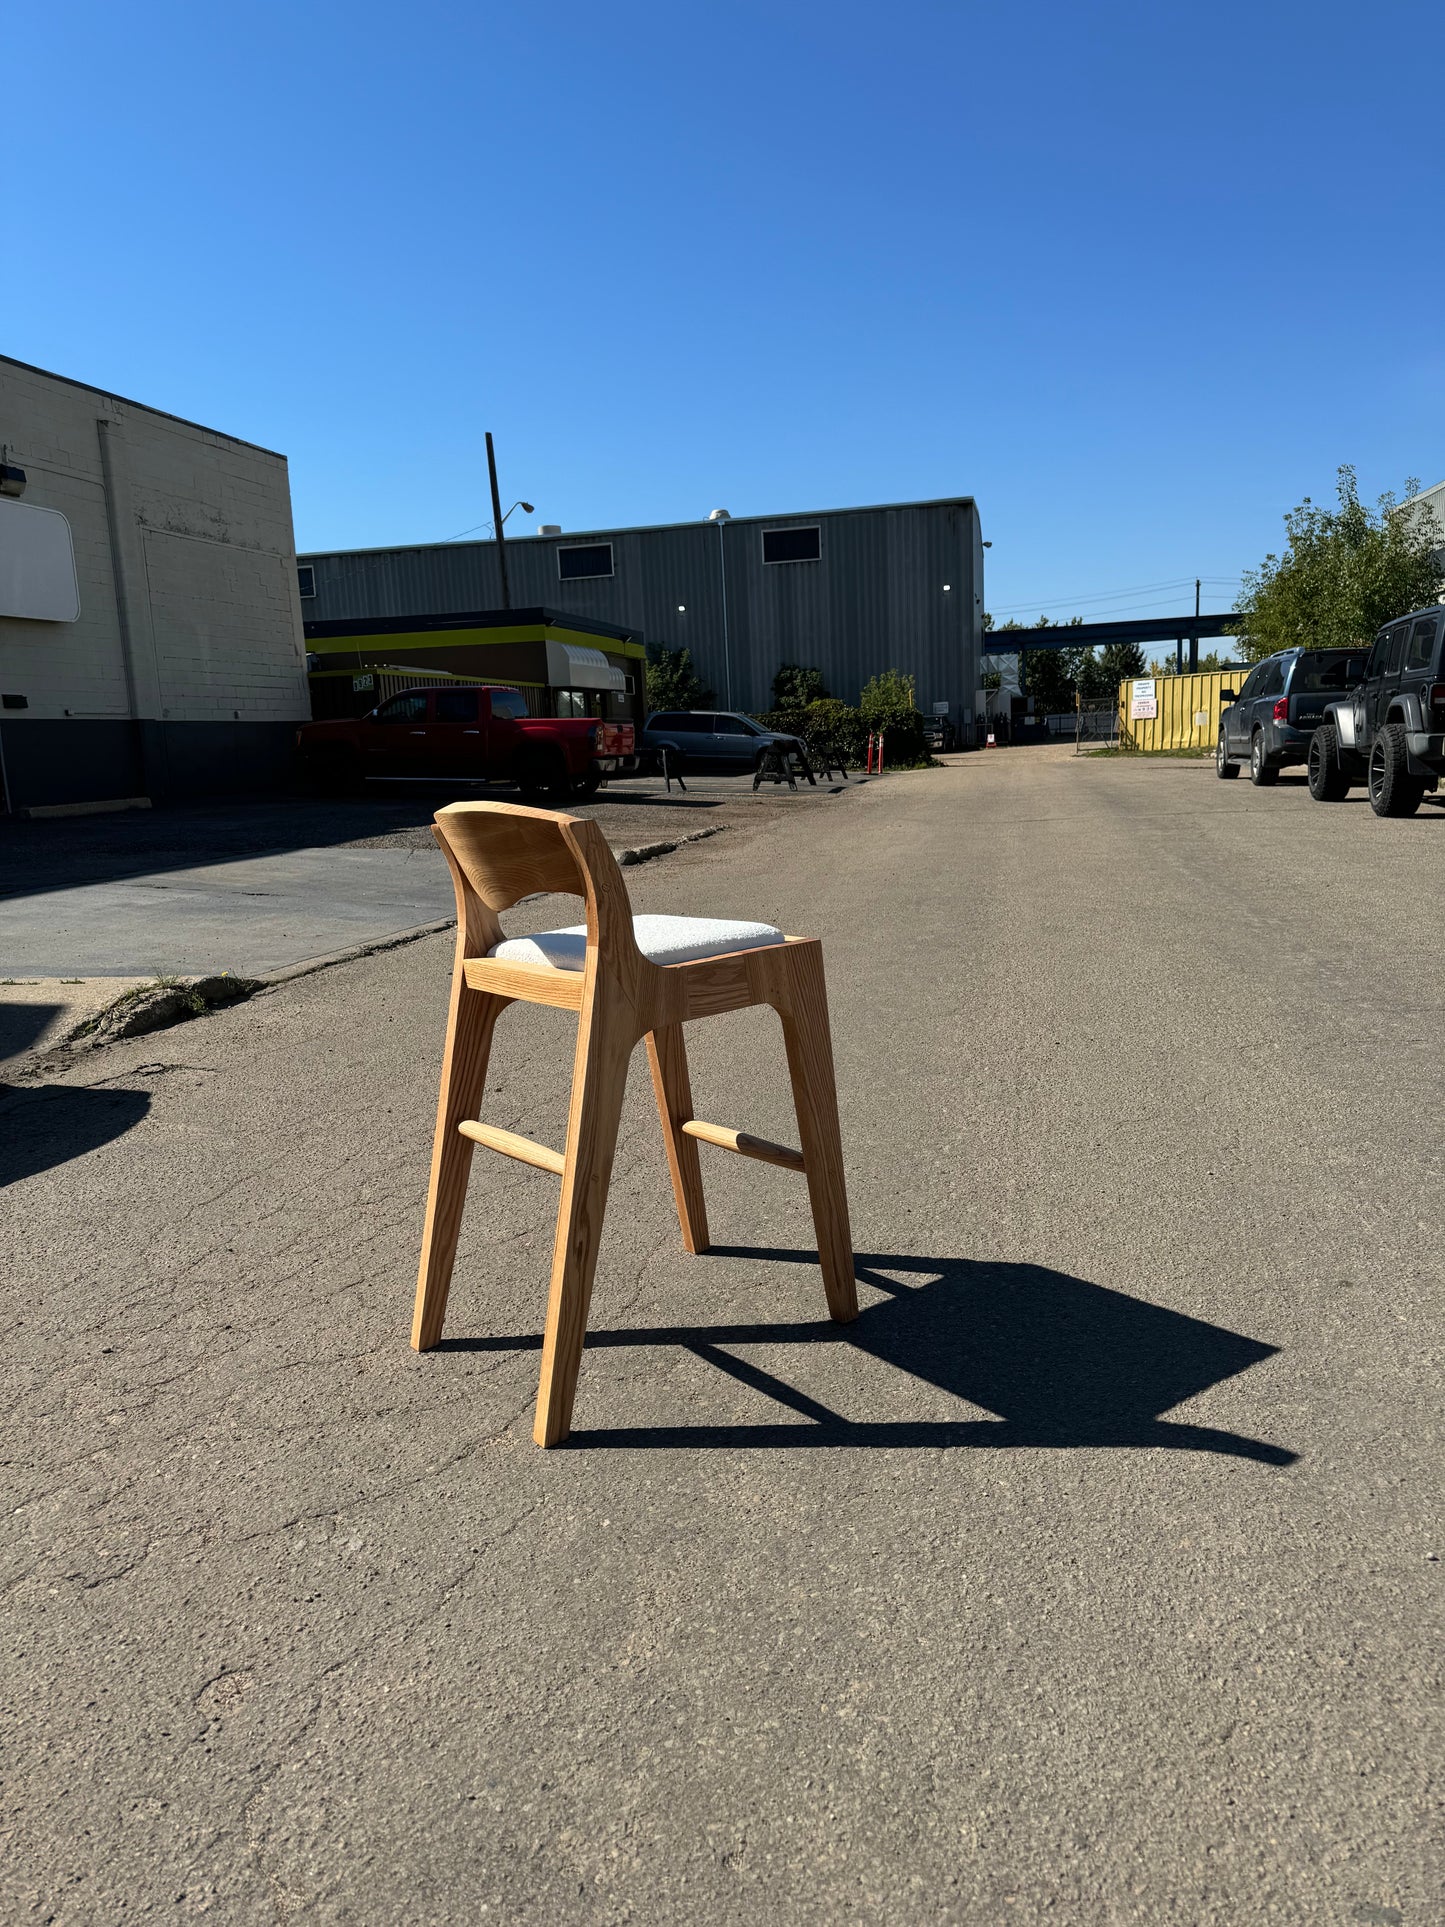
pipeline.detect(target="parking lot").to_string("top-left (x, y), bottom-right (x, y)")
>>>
top-left (0, 769), bottom-right (858, 1062)
top-left (3, 744), bottom-right (1441, 1923)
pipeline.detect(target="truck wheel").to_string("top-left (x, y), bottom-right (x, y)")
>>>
top-left (516, 750), bottom-right (570, 803)
top-left (571, 770), bottom-right (602, 799)
top-left (1249, 730), bottom-right (1278, 786)
top-left (1307, 725), bottom-right (1351, 801)
top-left (1215, 729), bottom-right (1239, 779)
top-left (1368, 722), bottom-right (1425, 818)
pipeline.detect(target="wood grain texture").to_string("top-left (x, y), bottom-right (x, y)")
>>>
top-left (435, 800), bottom-right (584, 914)
top-left (457, 1120), bottom-right (565, 1176)
top-left (646, 1026), bottom-right (710, 1252)
top-left (533, 994), bottom-right (635, 1447)
top-left (463, 956), bottom-right (584, 1010)
top-left (418, 803), bottom-right (858, 1442)
top-left (680, 1119), bottom-right (805, 1173)
top-left (776, 940), bottom-right (859, 1324)
top-left (411, 844), bottom-right (511, 1350)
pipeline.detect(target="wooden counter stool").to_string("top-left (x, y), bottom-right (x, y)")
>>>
top-left (411, 800), bottom-right (858, 1446)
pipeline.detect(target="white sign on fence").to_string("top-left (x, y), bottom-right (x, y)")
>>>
top-left (1129, 677), bottom-right (1158, 721)
top-left (1194, 709), bottom-right (1209, 728)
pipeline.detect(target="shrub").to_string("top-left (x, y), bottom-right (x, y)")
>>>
top-left (858, 669), bottom-right (929, 767)
top-left (752, 697), bottom-right (867, 770)
top-left (645, 643), bottom-right (714, 712)
top-left (771, 663), bottom-right (829, 707)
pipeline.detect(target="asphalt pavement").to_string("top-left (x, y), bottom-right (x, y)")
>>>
top-left (2, 746), bottom-right (1440, 1923)
top-left (0, 771), bottom-right (850, 980)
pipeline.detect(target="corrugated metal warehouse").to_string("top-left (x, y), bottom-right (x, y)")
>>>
top-left (0, 354), bottom-right (310, 813)
top-left (299, 497), bottom-right (984, 724)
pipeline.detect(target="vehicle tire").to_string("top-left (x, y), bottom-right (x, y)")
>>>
top-left (1249, 730), bottom-right (1278, 786)
top-left (1307, 725), bottom-right (1351, 801)
top-left (516, 750), bottom-right (570, 803)
top-left (1215, 728), bottom-right (1239, 779)
top-left (571, 770), bottom-right (603, 799)
top-left (1368, 722), bottom-right (1425, 818)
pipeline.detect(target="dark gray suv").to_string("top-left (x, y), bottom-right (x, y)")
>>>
top-left (1216, 647), bottom-right (1366, 786)
top-left (641, 710), bottom-right (804, 774)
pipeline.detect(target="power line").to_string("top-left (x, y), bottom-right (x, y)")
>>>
top-left (989, 578), bottom-right (1243, 619)
top-left (988, 577), bottom-right (1220, 615)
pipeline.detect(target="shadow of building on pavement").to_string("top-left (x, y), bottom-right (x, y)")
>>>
top-left (0, 1080), bottom-right (151, 1187)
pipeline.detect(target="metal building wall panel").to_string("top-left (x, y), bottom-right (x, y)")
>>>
top-left (303, 499), bottom-right (982, 722)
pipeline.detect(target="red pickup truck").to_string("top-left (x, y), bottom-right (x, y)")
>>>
top-left (297, 685), bottom-right (637, 799)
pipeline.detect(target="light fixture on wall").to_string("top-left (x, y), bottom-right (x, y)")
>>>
top-left (942, 583), bottom-right (951, 592)
top-left (677, 603), bottom-right (686, 613)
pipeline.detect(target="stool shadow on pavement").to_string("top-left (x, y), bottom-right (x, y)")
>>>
top-left (441, 1249), bottom-right (1297, 1465)
top-left (0, 1081), bottom-right (151, 1187)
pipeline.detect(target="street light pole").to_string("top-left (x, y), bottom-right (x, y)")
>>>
top-left (486, 431), bottom-right (511, 611)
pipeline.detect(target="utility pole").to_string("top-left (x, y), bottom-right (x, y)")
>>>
top-left (1189, 577), bottom-right (1200, 672)
top-left (486, 431), bottom-right (510, 610)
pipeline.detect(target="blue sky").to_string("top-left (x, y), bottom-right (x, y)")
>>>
top-left (6, 0), bottom-right (1443, 623)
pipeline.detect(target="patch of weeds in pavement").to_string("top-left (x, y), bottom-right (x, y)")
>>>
top-left (71, 971), bottom-right (261, 1046)
top-left (1085, 747), bottom-right (1212, 760)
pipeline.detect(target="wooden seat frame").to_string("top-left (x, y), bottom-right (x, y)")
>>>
top-left (412, 800), bottom-right (858, 1446)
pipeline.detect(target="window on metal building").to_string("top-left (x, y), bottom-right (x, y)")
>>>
top-left (557, 542), bottom-right (614, 581)
top-left (762, 526), bottom-right (821, 565)
top-left (297, 564), bottom-right (316, 598)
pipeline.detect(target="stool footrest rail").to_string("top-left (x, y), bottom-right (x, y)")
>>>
top-left (457, 1119), bottom-right (566, 1176)
top-left (680, 1119), bottom-right (806, 1172)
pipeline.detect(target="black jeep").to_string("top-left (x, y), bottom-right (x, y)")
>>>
top-left (1306, 606), bottom-right (1445, 816)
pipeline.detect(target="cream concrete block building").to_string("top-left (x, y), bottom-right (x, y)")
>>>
top-left (0, 355), bottom-right (309, 812)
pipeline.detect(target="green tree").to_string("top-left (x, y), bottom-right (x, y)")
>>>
top-left (771, 662), bottom-right (829, 707)
top-left (1068, 649), bottom-right (1113, 705)
top-left (1099, 640), bottom-right (1147, 686)
top-left (1023, 649), bottom-right (1075, 714)
top-left (644, 642), bottom-right (715, 712)
top-left (1234, 466), bottom-right (1443, 663)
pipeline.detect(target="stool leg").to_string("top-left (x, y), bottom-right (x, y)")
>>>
top-left (646, 1024), bottom-right (710, 1254)
top-left (412, 984), bottom-right (508, 1350)
top-left (778, 947), bottom-right (858, 1323)
top-left (534, 999), bottom-right (634, 1446)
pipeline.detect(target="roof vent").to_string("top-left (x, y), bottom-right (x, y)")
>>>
top-left (538, 523), bottom-right (562, 535)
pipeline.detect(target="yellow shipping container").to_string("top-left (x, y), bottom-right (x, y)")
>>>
top-left (1117, 670), bottom-right (1242, 752)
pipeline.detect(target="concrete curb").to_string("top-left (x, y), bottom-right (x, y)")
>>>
top-left (255, 918), bottom-right (457, 990)
top-left (615, 824), bottom-right (724, 867)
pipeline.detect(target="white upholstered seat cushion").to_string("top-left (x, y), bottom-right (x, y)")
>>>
top-left (488, 913), bottom-right (784, 972)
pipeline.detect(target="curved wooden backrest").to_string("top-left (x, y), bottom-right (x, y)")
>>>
top-left (433, 801), bottom-right (637, 963)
